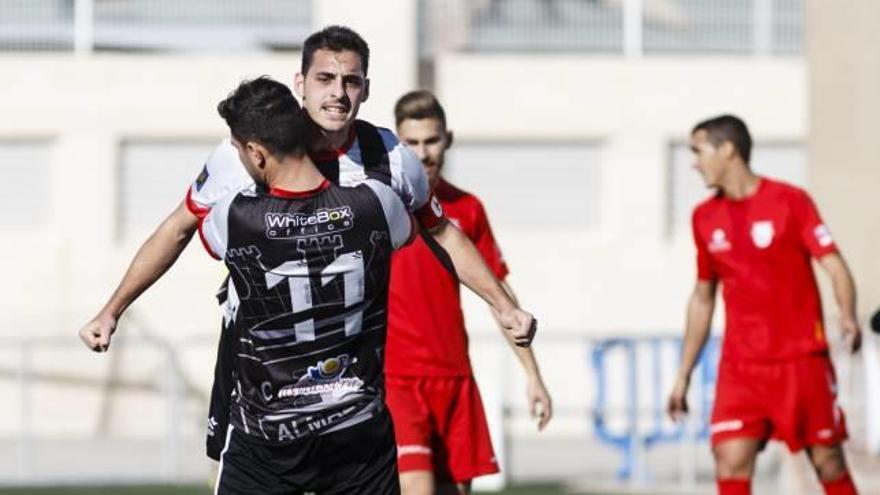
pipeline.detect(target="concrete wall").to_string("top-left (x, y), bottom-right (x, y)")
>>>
top-left (0, 3), bottom-right (818, 478)
top-left (808, 0), bottom-right (880, 312)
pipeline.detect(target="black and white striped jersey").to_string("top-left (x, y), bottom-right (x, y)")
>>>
top-left (199, 178), bottom-right (413, 445)
top-left (187, 121), bottom-right (439, 226)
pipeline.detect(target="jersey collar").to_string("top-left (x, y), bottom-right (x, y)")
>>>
top-left (309, 128), bottom-right (357, 163)
top-left (269, 179), bottom-right (331, 198)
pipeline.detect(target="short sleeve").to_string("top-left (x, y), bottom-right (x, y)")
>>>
top-left (470, 199), bottom-right (509, 280)
top-left (792, 189), bottom-right (838, 259)
top-left (385, 132), bottom-right (446, 229)
top-left (186, 139), bottom-right (253, 218)
top-left (364, 180), bottom-right (415, 249)
top-left (197, 192), bottom-right (235, 261)
top-left (692, 210), bottom-right (716, 281)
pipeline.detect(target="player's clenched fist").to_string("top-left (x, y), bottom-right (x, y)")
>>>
top-left (498, 308), bottom-right (537, 347)
top-left (667, 376), bottom-right (689, 423)
top-left (78, 313), bottom-right (116, 352)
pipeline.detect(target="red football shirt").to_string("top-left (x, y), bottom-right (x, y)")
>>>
top-left (386, 179), bottom-right (509, 376)
top-left (692, 178), bottom-right (839, 362)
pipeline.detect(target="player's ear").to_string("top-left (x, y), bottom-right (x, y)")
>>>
top-left (294, 72), bottom-right (305, 100)
top-left (445, 129), bottom-right (454, 149)
top-left (245, 142), bottom-right (266, 168)
top-left (719, 141), bottom-right (736, 160)
top-left (361, 78), bottom-right (370, 103)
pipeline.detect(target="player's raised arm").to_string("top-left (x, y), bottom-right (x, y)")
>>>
top-left (426, 220), bottom-right (536, 346)
top-left (819, 253), bottom-right (861, 353)
top-left (78, 200), bottom-right (199, 352)
top-left (391, 141), bottom-right (536, 346)
top-left (78, 138), bottom-right (250, 353)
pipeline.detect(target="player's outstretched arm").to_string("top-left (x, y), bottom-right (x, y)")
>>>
top-left (819, 252), bottom-right (862, 353)
top-left (491, 281), bottom-right (552, 430)
top-left (78, 200), bottom-right (199, 352)
top-left (668, 279), bottom-right (717, 422)
top-left (426, 220), bottom-right (536, 347)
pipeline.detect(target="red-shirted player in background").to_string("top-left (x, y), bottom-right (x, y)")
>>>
top-left (386, 91), bottom-right (553, 495)
top-left (667, 115), bottom-right (861, 495)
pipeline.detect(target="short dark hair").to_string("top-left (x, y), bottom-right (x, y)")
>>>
top-left (394, 90), bottom-right (447, 129)
top-left (301, 25), bottom-right (370, 76)
top-left (217, 76), bottom-right (306, 157)
top-left (692, 114), bottom-right (752, 163)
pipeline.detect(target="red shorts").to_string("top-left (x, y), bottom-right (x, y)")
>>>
top-left (385, 375), bottom-right (499, 483)
top-left (710, 353), bottom-right (848, 452)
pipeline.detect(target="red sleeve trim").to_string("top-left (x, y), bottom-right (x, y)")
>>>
top-left (185, 187), bottom-right (210, 219)
top-left (413, 192), bottom-right (445, 229)
top-left (196, 216), bottom-right (221, 261)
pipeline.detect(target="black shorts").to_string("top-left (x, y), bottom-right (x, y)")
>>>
top-left (215, 409), bottom-right (400, 495)
top-left (207, 316), bottom-right (235, 461)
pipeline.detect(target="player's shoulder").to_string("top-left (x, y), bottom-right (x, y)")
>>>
top-left (760, 177), bottom-right (813, 205)
top-left (437, 179), bottom-right (479, 207)
top-left (354, 120), bottom-right (401, 153)
top-left (205, 138), bottom-right (240, 168)
top-left (692, 190), bottom-right (723, 219)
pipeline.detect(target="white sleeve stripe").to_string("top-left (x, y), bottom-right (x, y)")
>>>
top-left (202, 194), bottom-right (233, 259)
top-left (389, 140), bottom-right (430, 211)
top-left (364, 180), bottom-right (413, 249)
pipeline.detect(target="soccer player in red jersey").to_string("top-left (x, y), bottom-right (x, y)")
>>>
top-left (386, 91), bottom-right (553, 495)
top-left (667, 115), bottom-right (861, 495)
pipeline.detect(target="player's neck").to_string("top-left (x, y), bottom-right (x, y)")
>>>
top-left (267, 155), bottom-right (326, 193)
top-left (720, 167), bottom-right (760, 200)
top-left (310, 126), bottom-right (353, 154)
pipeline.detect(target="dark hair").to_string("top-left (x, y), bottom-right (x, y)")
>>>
top-left (217, 76), bottom-right (306, 157)
top-left (394, 90), bottom-right (447, 129)
top-left (692, 114), bottom-right (752, 163)
top-left (301, 25), bottom-right (370, 76)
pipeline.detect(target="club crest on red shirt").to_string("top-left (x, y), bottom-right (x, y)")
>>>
top-left (751, 220), bottom-right (775, 249)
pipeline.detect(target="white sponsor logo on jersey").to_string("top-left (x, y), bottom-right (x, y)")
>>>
top-left (708, 228), bottom-right (731, 253)
top-left (814, 224), bottom-right (834, 247)
top-left (751, 220), bottom-right (774, 249)
top-left (265, 207), bottom-right (354, 239)
top-left (430, 195), bottom-right (444, 218)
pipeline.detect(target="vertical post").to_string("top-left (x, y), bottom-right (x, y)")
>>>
top-left (73, 0), bottom-right (94, 55)
top-left (17, 341), bottom-right (33, 481)
top-left (623, 0), bottom-right (644, 58)
top-left (162, 346), bottom-right (181, 482)
top-left (753, 0), bottom-right (773, 56)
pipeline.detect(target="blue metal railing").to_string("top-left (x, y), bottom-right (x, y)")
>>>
top-left (591, 335), bottom-right (720, 480)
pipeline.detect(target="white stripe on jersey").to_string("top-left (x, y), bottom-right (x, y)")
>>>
top-left (364, 179), bottom-right (414, 249)
top-left (381, 129), bottom-right (431, 212)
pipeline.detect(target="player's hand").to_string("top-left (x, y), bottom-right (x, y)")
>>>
top-left (498, 308), bottom-right (536, 347)
top-left (78, 313), bottom-right (117, 353)
top-left (667, 375), bottom-right (690, 423)
top-left (840, 316), bottom-right (862, 354)
top-left (526, 375), bottom-right (553, 431)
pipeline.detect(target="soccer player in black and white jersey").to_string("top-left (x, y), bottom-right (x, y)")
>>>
top-left (78, 26), bottom-right (536, 459)
top-left (204, 76), bottom-right (410, 493)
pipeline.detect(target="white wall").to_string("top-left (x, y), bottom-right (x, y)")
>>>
top-left (435, 55), bottom-right (806, 336)
top-left (0, 30), bottom-right (808, 487)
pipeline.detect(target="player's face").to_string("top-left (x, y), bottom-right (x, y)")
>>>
top-left (690, 130), bottom-right (724, 188)
top-left (294, 49), bottom-right (369, 138)
top-left (397, 117), bottom-right (451, 189)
